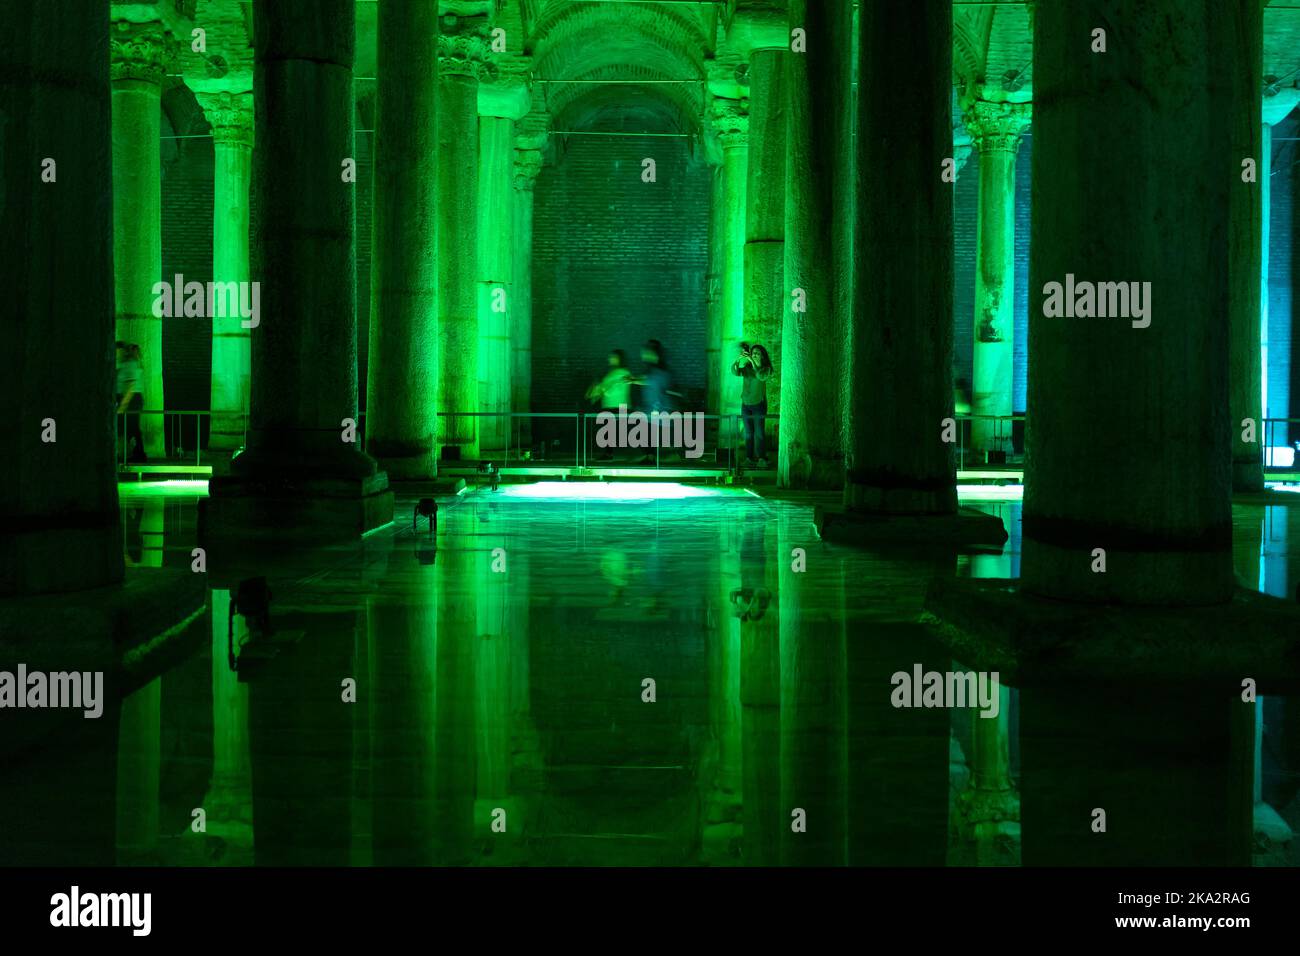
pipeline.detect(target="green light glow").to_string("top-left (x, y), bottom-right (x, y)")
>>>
top-left (492, 481), bottom-right (736, 501)
top-left (118, 480), bottom-right (210, 497)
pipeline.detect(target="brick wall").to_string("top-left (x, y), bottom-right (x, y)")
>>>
top-left (531, 127), bottom-right (711, 414)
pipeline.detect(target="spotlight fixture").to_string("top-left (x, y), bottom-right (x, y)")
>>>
top-left (415, 497), bottom-right (438, 534)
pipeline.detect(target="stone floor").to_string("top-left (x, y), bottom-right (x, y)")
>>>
top-left (12, 481), bottom-right (1300, 866)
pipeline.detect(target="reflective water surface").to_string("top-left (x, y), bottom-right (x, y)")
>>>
top-left (9, 484), bottom-right (1300, 866)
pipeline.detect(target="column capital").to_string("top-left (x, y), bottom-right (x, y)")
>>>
top-left (710, 96), bottom-right (750, 148)
top-left (963, 99), bottom-right (1031, 154)
top-left (513, 148), bottom-right (544, 192)
top-left (197, 91), bottom-right (254, 150)
top-left (438, 14), bottom-right (496, 82)
top-left (110, 20), bottom-right (171, 86)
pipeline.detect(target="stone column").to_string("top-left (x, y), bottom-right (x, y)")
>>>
top-left (203, 0), bottom-right (392, 543)
top-left (511, 147), bottom-right (543, 451)
top-left (110, 20), bottom-right (169, 460)
top-left (742, 49), bottom-right (787, 436)
top-left (2, 1), bottom-right (123, 593)
top-left (365, 0), bottom-right (440, 480)
top-left (844, 1), bottom-right (954, 515)
top-left (710, 99), bottom-right (749, 430)
top-left (780, 0), bottom-right (849, 488)
top-left (438, 18), bottom-right (490, 459)
top-left (1229, 2), bottom-right (1264, 492)
top-left (198, 92), bottom-right (255, 462)
top-left (964, 98), bottom-right (1030, 459)
top-left (1023, 0), bottom-right (1236, 604)
top-left (478, 90), bottom-right (527, 456)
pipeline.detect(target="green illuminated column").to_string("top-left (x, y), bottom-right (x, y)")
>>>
top-left (511, 148), bottom-right (543, 450)
top-left (204, 0), bottom-right (392, 542)
top-left (110, 21), bottom-right (168, 460)
top-left (963, 98), bottom-right (1030, 458)
top-left (780, 0), bottom-right (849, 488)
top-left (2, 0), bottom-right (123, 593)
top-left (438, 19), bottom-right (489, 459)
top-left (1229, 1), bottom-right (1264, 492)
top-left (1024, 0), bottom-right (1236, 604)
top-left (743, 48), bottom-right (787, 431)
top-left (845, 0), bottom-right (954, 514)
top-left (478, 96), bottom-right (527, 456)
top-left (197, 92), bottom-right (254, 462)
top-left (365, 0), bottom-right (440, 480)
top-left (709, 98), bottom-right (749, 425)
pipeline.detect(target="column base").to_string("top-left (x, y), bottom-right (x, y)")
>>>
top-left (923, 577), bottom-right (1300, 690)
top-left (201, 472), bottom-right (394, 548)
top-left (815, 505), bottom-right (1008, 547)
top-left (1231, 459), bottom-right (1266, 494)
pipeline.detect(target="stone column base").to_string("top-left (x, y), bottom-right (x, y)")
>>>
top-left (815, 506), bottom-right (1008, 548)
top-left (201, 473), bottom-right (394, 548)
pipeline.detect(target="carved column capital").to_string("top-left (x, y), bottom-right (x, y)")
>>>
top-left (110, 21), bottom-right (172, 86)
top-left (513, 148), bottom-right (544, 192)
top-left (197, 91), bottom-right (254, 150)
top-left (963, 100), bottom-right (1031, 154)
top-left (710, 97), bottom-right (750, 149)
top-left (438, 15), bottom-right (496, 82)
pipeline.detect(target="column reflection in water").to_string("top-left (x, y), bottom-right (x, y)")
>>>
top-left (738, 507), bottom-right (780, 865)
top-left (843, 551), bottom-right (949, 866)
top-left (247, 604), bottom-right (357, 866)
top-left (367, 595), bottom-right (439, 864)
top-left (953, 501), bottom-right (1020, 866)
top-left (204, 589), bottom-right (253, 861)
top-left (778, 510), bottom-right (846, 865)
top-left (475, 499), bottom-right (520, 852)
top-left (703, 509), bottom-right (743, 862)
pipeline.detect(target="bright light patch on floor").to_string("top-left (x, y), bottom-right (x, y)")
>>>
top-left (118, 480), bottom-right (210, 497)
top-left (958, 483), bottom-right (1024, 501)
top-left (1267, 482), bottom-right (1300, 494)
top-left (493, 481), bottom-right (732, 501)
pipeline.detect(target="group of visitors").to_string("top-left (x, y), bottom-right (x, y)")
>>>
top-left (584, 339), bottom-right (775, 470)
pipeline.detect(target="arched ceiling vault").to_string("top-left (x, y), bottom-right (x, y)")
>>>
top-left (527, 1), bottom-right (711, 138)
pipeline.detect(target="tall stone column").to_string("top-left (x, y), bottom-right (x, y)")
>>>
top-left (110, 20), bottom-right (169, 460)
top-left (366, 0), bottom-right (440, 480)
top-left (1023, 0), bottom-right (1236, 605)
top-left (438, 18), bottom-right (490, 459)
top-left (843, 1), bottom-right (954, 515)
top-left (198, 92), bottom-right (255, 462)
top-left (742, 48), bottom-right (787, 435)
top-left (964, 98), bottom-right (1030, 458)
top-left (511, 147), bottom-right (543, 451)
top-left (203, 0), bottom-right (392, 543)
top-left (1229, 1), bottom-right (1264, 492)
top-left (710, 98), bottom-right (749, 429)
top-left (3, 0), bottom-right (122, 592)
top-left (780, 0), bottom-right (849, 488)
top-left (477, 84), bottom-right (529, 456)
